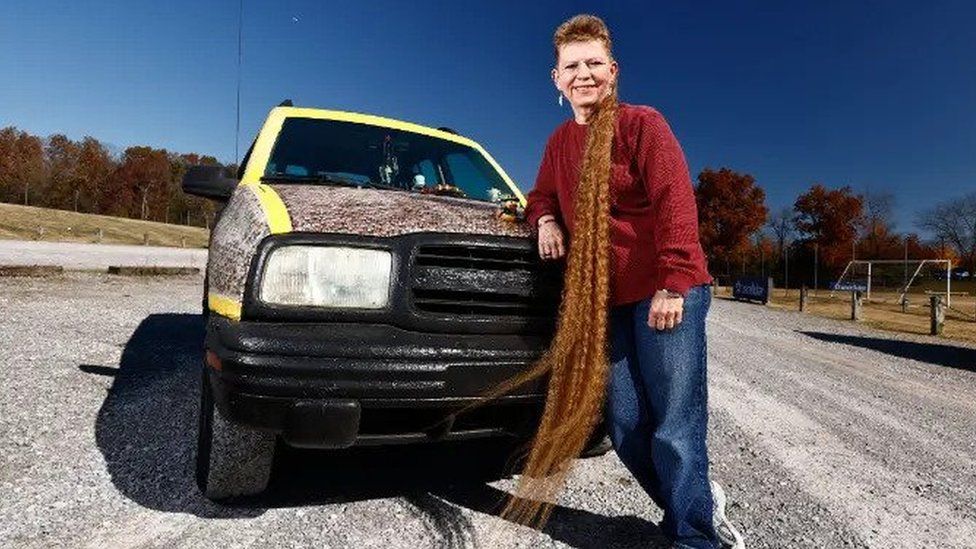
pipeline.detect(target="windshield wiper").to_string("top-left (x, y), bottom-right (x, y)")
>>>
top-left (261, 174), bottom-right (417, 194)
top-left (261, 174), bottom-right (368, 187)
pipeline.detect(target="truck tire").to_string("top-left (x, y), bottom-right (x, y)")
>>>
top-left (580, 434), bottom-right (613, 458)
top-left (579, 422), bottom-right (613, 458)
top-left (195, 366), bottom-right (276, 500)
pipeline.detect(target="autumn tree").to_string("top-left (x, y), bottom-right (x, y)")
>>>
top-left (0, 127), bottom-right (45, 205)
top-left (167, 153), bottom-right (220, 225)
top-left (695, 167), bottom-right (769, 276)
top-left (0, 127), bottom-right (17, 203)
top-left (0, 125), bottom-right (229, 229)
top-left (767, 207), bottom-right (796, 261)
top-left (858, 189), bottom-right (903, 259)
top-left (106, 146), bottom-right (172, 220)
top-left (903, 233), bottom-right (941, 259)
top-left (749, 232), bottom-right (776, 278)
top-left (916, 191), bottom-right (976, 273)
top-left (793, 184), bottom-right (865, 272)
top-left (75, 137), bottom-right (114, 213)
top-left (45, 134), bottom-right (82, 211)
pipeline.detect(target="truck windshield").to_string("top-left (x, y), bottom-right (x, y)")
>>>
top-left (264, 117), bottom-right (513, 203)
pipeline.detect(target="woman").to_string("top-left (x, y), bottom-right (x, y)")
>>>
top-left (501, 14), bottom-right (745, 549)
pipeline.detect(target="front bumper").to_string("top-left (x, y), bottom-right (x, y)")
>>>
top-left (205, 316), bottom-right (548, 448)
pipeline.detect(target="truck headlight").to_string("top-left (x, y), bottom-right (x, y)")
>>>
top-left (260, 246), bottom-right (392, 309)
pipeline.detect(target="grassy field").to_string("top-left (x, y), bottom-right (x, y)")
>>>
top-left (0, 203), bottom-right (209, 248)
top-left (716, 283), bottom-right (976, 346)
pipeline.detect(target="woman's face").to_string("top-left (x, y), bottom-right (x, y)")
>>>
top-left (553, 40), bottom-right (618, 110)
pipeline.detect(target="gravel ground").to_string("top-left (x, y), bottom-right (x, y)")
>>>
top-left (0, 240), bottom-right (207, 270)
top-left (1, 273), bottom-right (974, 548)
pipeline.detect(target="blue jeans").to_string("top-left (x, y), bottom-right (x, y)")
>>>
top-left (606, 284), bottom-right (719, 549)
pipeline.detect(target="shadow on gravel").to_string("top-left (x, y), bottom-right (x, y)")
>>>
top-left (798, 330), bottom-right (976, 372)
top-left (91, 313), bottom-right (667, 546)
top-left (266, 443), bottom-right (668, 548)
top-left (91, 313), bottom-right (263, 519)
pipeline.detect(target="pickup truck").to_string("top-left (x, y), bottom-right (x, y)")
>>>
top-left (182, 103), bottom-right (608, 499)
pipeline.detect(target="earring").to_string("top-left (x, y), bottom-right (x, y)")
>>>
top-left (558, 94), bottom-right (564, 106)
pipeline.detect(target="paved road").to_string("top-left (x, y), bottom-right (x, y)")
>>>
top-left (1, 273), bottom-right (974, 548)
top-left (0, 240), bottom-right (207, 270)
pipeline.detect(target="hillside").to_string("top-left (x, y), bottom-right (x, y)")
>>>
top-left (0, 203), bottom-right (209, 248)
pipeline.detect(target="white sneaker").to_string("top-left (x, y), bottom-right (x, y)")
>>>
top-left (711, 480), bottom-right (746, 549)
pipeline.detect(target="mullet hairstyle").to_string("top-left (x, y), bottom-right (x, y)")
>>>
top-left (474, 14), bottom-right (619, 529)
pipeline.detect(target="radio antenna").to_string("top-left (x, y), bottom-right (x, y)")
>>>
top-left (234, 0), bottom-right (244, 163)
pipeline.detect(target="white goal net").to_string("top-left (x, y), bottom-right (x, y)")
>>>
top-left (830, 259), bottom-right (953, 306)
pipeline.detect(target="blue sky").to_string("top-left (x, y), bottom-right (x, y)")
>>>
top-left (2, 1), bottom-right (974, 236)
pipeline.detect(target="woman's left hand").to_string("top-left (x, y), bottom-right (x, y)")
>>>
top-left (648, 290), bottom-right (684, 331)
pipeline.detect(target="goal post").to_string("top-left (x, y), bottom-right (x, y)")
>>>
top-left (830, 259), bottom-right (952, 307)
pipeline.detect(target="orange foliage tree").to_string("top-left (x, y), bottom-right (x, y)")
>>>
top-left (106, 146), bottom-right (173, 220)
top-left (793, 184), bottom-right (865, 273)
top-left (0, 126), bottom-right (225, 228)
top-left (75, 137), bottom-right (114, 213)
top-left (695, 167), bottom-right (769, 277)
top-left (45, 134), bottom-right (82, 211)
top-left (0, 127), bottom-right (45, 205)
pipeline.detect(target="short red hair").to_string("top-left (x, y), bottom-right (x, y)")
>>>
top-left (553, 14), bottom-right (614, 62)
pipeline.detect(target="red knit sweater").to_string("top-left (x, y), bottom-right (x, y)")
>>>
top-left (525, 104), bottom-right (713, 306)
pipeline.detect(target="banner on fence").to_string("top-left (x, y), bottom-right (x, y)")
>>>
top-left (733, 277), bottom-right (769, 303)
top-left (831, 280), bottom-right (867, 292)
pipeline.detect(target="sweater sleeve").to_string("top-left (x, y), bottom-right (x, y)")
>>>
top-left (524, 137), bottom-right (558, 236)
top-left (636, 108), bottom-right (704, 297)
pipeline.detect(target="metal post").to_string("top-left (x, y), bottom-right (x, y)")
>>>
top-left (946, 261), bottom-right (951, 308)
top-left (831, 260), bottom-right (855, 299)
top-left (867, 262), bottom-right (872, 301)
top-left (903, 239), bottom-right (908, 289)
top-left (813, 243), bottom-right (818, 293)
top-left (930, 295), bottom-right (944, 335)
top-left (784, 247), bottom-right (789, 296)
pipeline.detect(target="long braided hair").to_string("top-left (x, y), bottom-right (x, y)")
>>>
top-left (476, 14), bottom-right (619, 529)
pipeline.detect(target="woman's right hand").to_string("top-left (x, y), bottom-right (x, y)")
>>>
top-left (537, 215), bottom-right (566, 260)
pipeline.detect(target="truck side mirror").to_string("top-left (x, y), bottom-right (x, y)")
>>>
top-left (182, 165), bottom-right (238, 201)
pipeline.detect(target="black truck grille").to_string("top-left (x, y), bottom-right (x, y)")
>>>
top-left (410, 242), bottom-right (561, 319)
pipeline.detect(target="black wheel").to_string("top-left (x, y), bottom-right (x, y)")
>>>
top-left (195, 365), bottom-right (275, 500)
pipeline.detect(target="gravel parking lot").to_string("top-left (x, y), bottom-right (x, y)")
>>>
top-left (1, 273), bottom-right (974, 548)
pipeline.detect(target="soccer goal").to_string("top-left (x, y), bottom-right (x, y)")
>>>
top-left (830, 259), bottom-right (953, 306)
